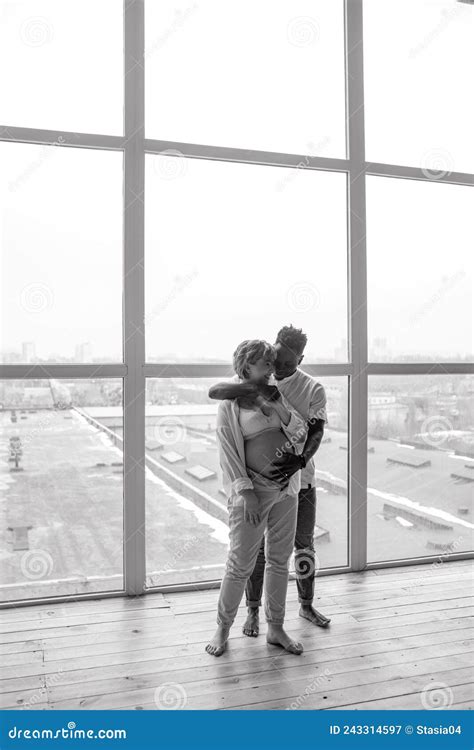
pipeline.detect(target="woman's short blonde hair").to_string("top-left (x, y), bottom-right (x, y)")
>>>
top-left (232, 339), bottom-right (275, 379)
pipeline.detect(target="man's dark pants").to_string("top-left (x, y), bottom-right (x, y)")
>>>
top-left (245, 485), bottom-right (317, 608)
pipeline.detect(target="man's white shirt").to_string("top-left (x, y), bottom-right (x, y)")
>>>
top-left (270, 369), bottom-right (327, 486)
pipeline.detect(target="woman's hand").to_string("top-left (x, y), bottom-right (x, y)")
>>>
top-left (240, 490), bottom-right (261, 526)
top-left (257, 384), bottom-right (281, 402)
top-left (256, 394), bottom-right (291, 424)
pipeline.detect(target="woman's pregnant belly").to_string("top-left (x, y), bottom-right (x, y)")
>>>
top-left (244, 428), bottom-right (292, 478)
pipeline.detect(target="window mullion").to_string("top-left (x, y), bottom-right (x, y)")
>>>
top-left (123, 0), bottom-right (146, 596)
top-left (345, 0), bottom-right (368, 572)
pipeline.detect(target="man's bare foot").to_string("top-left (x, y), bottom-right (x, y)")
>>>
top-left (242, 607), bottom-right (260, 637)
top-left (266, 624), bottom-right (303, 654)
top-left (299, 605), bottom-right (331, 628)
top-left (205, 624), bottom-right (230, 657)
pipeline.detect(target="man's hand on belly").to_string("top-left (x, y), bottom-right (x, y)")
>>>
top-left (267, 452), bottom-right (303, 483)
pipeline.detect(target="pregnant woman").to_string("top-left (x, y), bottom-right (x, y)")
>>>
top-left (205, 339), bottom-right (306, 657)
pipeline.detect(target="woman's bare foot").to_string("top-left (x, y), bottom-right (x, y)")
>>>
top-left (205, 624), bottom-right (230, 657)
top-left (299, 605), bottom-right (331, 628)
top-left (266, 624), bottom-right (303, 654)
top-left (242, 607), bottom-right (260, 637)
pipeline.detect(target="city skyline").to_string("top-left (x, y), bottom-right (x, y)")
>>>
top-left (1, 336), bottom-right (474, 365)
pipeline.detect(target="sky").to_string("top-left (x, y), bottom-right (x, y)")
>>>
top-left (0, 0), bottom-right (472, 362)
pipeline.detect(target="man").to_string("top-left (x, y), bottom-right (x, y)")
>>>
top-left (208, 324), bottom-right (331, 636)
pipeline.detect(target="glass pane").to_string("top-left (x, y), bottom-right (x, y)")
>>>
top-left (367, 374), bottom-right (474, 564)
top-left (145, 0), bottom-right (346, 156)
top-left (145, 376), bottom-right (348, 587)
top-left (364, 0), bottom-right (474, 173)
top-left (0, 0), bottom-right (123, 135)
top-left (367, 177), bottom-right (473, 362)
top-left (0, 378), bottom-right (123, 603)
top-left (0, 142), bottom-right (123, 363)
top-left (145, 157), bottom-right (348, 363)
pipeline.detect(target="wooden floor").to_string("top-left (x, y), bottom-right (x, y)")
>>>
top-left (1, 559), bottom-right (473, 710)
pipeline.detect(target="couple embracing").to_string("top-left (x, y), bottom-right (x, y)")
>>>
top-left (205, 325), bottom-right (330, 658)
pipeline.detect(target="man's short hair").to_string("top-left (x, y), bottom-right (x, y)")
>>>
top-left (275, 325), bottom-right (308, 354)
top-left (232, 339), bottom-right (275, 379)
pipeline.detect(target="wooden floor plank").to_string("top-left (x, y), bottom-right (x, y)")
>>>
top-left (219, 671), bottom-right (473, 711)
top-left (0, 559), bottom-right (471, 710)
top-left (46, 643), bottom-right (472, 705)
top-left (48, 663), bottom-right (473, 711)
top-left (26, 630), bottom-right (474, 677)
top-left (31, 614), bottom-right (473, 662)
top-left (369, 558), bottom-right (473, 576)
top-left (0, 617), bottom-right (462, 695)
top-left (16, 624), bottom-right (469, 694)
top-left (163, 568), bottom-right (474, 606)
top-left (1, 601), bottom-right (470, 647)
top-left (0, 607), bottom-right (175, 635)
top-left (167, 584), bottom-right (471, 617)
top-left (0, 594), bottom-right (169, 625)
top-left (329, 684), bottom-right (474, 710)
top-left (0, 640), bottom-right (42, 656)
top-left (40, 615), bottom-right (473, 664)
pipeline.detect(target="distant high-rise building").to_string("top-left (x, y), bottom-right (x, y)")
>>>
top-left (22, 341), bottom-right (36, 363)
top-left (0, 351), bottom-right (21, 363)
top-left (75, 342), bottom-right (92, 362)
top-left (371, 337), bottom-right (389, 361)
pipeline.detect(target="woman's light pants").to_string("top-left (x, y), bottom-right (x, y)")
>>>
top-left (217, 486), bottom-right (298, 627)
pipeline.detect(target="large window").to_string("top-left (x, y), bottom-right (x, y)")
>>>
top-left (0, 143), bottom-right (123, 363)
top-left (0, 379), bottom-right (123, 603)
top-left (366, 177), bottom-right (473, 362)
top-left (1, 0), bottom-right (472, 606)
top-left (363, 0), bottom-right (473, 173)
top-left (0, 0), bottom-right (123, 134)
top-left (367, 375), bottom-right (474, 563)
top-left (145, 0), bottom-right (346, 156)
top-left (145, 158), bottom-right (348, 363)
